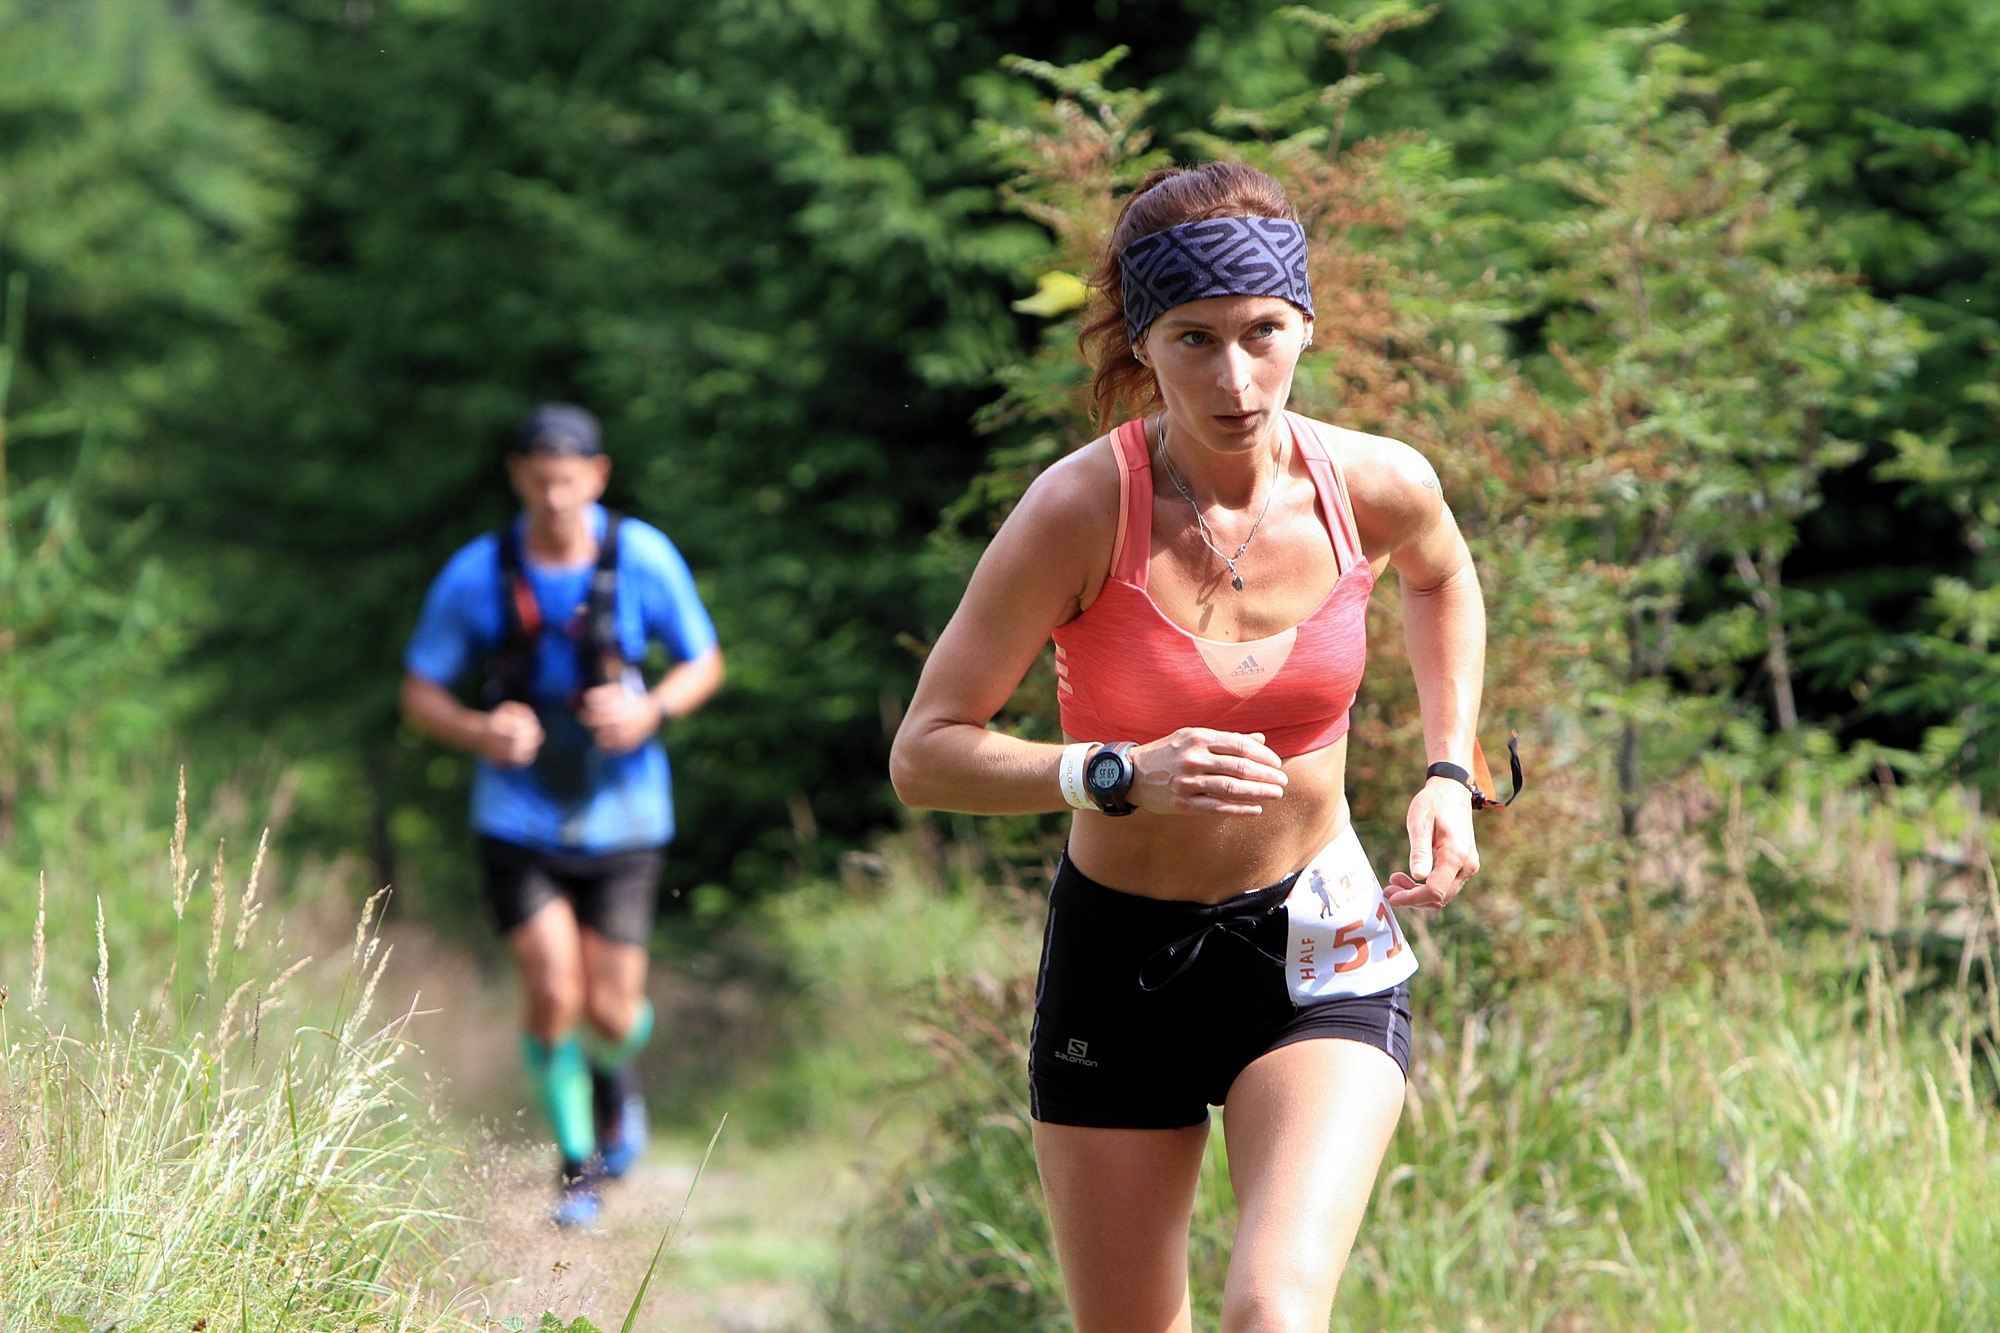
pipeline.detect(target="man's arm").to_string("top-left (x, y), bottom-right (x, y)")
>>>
top-left (400, 673), bottom-right (544, 767)
top-left (650, 644), bottom-right (724, 722)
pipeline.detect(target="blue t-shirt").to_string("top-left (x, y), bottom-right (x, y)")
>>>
top-left (404, 504), bottom-right (718, 854)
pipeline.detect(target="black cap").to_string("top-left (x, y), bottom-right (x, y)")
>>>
top-left (511, 403), bottom-right (603, 457)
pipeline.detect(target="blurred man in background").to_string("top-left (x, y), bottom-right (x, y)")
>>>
top-left (401, 403), bottom-right (723, 1227)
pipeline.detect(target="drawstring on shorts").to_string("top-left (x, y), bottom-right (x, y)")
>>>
top-left (1138, 913), bottom-right (1288, 992)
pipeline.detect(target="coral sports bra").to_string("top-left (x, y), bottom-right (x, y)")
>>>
top-left (1052, 412), bottom-right (1373, 758)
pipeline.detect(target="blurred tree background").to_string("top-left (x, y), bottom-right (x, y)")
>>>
top-left (12, 7), bottom-right (2000, 1325)
top-left (4, 0), bottom-right (1998, 917)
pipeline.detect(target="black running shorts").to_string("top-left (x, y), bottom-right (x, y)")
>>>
top-left (477, 837), bottom-right (664, 947)
top-left (1029, 853), bottom-right (1413, 1129)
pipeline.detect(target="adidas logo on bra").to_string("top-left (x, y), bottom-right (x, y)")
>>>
top-left (1231, 654), bottom-right (1265, 677)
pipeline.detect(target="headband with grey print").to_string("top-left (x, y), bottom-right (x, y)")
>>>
top-left (1119, 215), bottom-right (1314, 344)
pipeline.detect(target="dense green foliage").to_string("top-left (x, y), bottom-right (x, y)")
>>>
top-left (3, 0), bottom-right (1998, 902)
top-left (125, 0), bottom-right (1308, 905)
top-left (6, 4), bottom-right (2000, 1325)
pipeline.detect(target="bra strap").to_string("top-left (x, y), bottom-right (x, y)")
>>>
top-left (1290, 413), bottom-right (1366, 571)
top-left (1108, 419), bottom-right (1154, 586)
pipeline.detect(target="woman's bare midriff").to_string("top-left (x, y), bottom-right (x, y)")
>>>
top-left (1064, 735), bottom-right (1353, 903)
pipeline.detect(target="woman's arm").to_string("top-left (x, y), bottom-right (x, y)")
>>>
top-left (1346, 436), bottom-right (1485, 908)
top-left (890, 450), bottom-right (1112, 814)
top-left (891, 444), bottom-right (1288, 816)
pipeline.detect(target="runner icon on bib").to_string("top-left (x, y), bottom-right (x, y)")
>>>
top-left (1285, 826), bottom-right (1419, 1003)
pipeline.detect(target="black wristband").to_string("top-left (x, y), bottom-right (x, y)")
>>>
top-left (1430, 733), bottom-right (1524, 812)
top-left (1426, 761), bottom-right (1489, 807)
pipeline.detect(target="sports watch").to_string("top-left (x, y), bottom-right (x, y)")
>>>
top-left (1084, 741), bottom-right (1139, 816)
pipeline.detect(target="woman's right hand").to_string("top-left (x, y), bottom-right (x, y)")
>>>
top-left (1131, 728), bottom-right (1287, 815)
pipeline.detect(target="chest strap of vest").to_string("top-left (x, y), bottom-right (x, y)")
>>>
top-left (583, 511), bottom-right (624, 689)
top-left (487, 511), bottom-right (626, 705)
top-left (489, 521), bottom-right (540, 705)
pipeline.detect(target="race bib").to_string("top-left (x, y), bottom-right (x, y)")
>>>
top-left (1284, 826), bottom-right (1419, 1003)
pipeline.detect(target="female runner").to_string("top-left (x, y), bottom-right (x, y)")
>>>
top-left (890, 161), bottom-right (1491, 1333)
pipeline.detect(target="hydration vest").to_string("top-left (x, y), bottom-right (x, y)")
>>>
top-left (484, 511), bottom-right (627, 707)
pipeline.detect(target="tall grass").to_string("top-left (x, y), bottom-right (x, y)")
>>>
top-left (0, 768), bottom-right (731, 1333)
top-left (821, 774), bottom-right (2000, 1331)
top-left (1353, 947), bottom-right (1999, 1331)
top-left (0, 781), bottom-right (473, 1331)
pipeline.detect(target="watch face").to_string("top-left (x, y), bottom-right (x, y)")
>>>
top-left (1086, 754), bottom-right (1121, 792)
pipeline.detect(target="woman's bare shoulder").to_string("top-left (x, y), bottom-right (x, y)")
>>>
top-left (964, 428), bottom-right (1129, 618)
top-left (1295, 416), bottom-right (1444, 556)
top-left (994, 428), bottom-right (1126, 558)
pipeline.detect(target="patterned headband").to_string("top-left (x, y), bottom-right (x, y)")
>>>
top-left (1119, 215), bottom-right (1314, 344)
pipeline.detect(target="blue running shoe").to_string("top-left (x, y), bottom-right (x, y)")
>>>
top-left (597, 1091), bottom-right (650, 1180)
top-left (551, 1170), bottom-right (602, 1229)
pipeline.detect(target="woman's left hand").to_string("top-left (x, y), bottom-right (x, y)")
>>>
top-left (1384, 777), bottom-right (1479, 910)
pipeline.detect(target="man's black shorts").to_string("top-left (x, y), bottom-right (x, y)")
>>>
top-left (1029, 852), bottom-right (1413, 1130)
top-left (477, 837), bottom-right (664, 946)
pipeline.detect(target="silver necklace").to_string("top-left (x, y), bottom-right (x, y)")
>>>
top-left (1155, 415), bottom-right (1285, 592)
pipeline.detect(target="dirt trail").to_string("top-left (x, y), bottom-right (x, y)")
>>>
top-left (450, 1147), bottom-right (838, 1332)
top-left (325, 910), bottom-right (852, 1333)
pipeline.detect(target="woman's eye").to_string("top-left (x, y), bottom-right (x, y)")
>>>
top-left (1180, 331), bottom-right (1210, 346)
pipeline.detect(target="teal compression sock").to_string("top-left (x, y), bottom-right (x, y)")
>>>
top-left (583, 998), bottom-right (655, 1074)
top-left (521, 1033), bottom-right (596, 1165)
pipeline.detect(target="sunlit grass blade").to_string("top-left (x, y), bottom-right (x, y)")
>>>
top-left (619, 1112), bottom-right (729, 1333)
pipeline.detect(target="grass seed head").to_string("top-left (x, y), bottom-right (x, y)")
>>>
top-left (170, 765), bottom-right (190, 917)
top-left (269, 954), bottom-right (312, 997)
top-left (235, 829), bottom-right (270, 952)
top-left (354, 886), bottom-right (390, 965)
top-left (32, 871), bottom-right (46, 1011)
top-left (206, 857), bottom-right (225, 985)
top-left (157, 957), bottom-right (179, 1016)
top-left (94, 895), bottom-right (110, 1033)
top-left (341, 943), bottom-right (393, 1048)
top-left (215, 976), bottom-right (256, 1055)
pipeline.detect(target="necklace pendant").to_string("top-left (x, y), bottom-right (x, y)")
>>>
top-left (1231, 574), bottom-right (1246, 592)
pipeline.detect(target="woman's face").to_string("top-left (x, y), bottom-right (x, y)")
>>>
top-left (1137, 294), bottom-right (1311, 452)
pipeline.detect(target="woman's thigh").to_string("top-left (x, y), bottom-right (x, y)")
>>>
top-left (1033, 1120), bottom-right (1212, 1333)
top-left (1219, 1038), bottom-right (1405, 1332)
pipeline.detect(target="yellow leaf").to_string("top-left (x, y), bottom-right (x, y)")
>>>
top-left (1011, 271), bottom-right (1088, 318)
